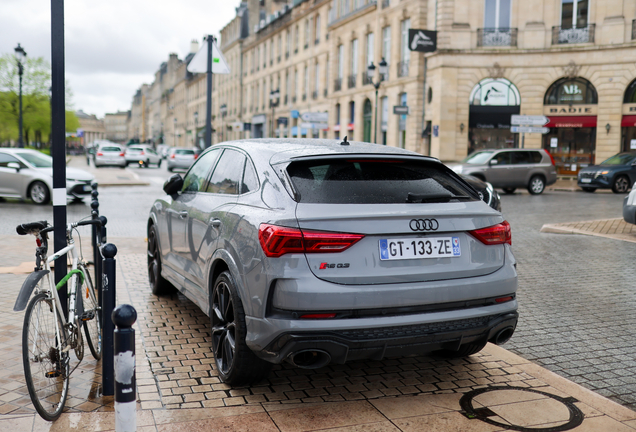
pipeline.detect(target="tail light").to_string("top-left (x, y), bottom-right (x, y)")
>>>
top-left (194, 154), bottom-right (199, 159)
top-left (171, 154), bottom-right (176, 159)
top-left (258, 224), bottom-right (364, 258)
top-left (97, 152), bottom-right (103, 156)
top-left (469, 221), bottom-right (511, 246)
top-left (119, 152), bottom-right (125, 156)
top-left (543, 149), bottom-right (556, 166)
top-left (300, 313), bottom-right (336, 319)
top-left (140, 151), bottom-right (145, 155)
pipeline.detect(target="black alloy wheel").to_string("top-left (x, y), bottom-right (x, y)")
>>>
top-left (147, 225), bottom-right (175, 295)
top-left (612, 175), bottom-right (630, 194)
top-left (210, 271), bottom-right (271, 385)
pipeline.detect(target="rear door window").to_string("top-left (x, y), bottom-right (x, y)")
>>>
top-left (511, 152), bottom-right (531, 165)
top-left (530, 151), bottom-right (542, 163)
top-left (206, 149), bottom-right (246, 195)
top-left (182, 149), bottom-right (221, 193)
top-left (492, 152), bottom-right (511, 165)
top-left (286, 158), bottom-right (476, 204)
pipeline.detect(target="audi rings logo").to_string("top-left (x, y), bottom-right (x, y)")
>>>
top-left (409, 219), bottom-right (439, 231)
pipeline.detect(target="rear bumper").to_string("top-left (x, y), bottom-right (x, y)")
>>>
top-left (254, 311), bottom-right (518, 365)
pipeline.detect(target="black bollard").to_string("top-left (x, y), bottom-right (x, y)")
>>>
top-left (91, 194), bottom-right (102, 308)
top-left (113, 304), bottom-right (137, 432)
top-left (102, 243), bottom-right (117, 396)
top-left (99, 215), bottom-right (108, 245)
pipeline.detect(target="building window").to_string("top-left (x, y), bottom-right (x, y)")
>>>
top-left (484, 0), bottom-right (511, 29)
top-left (398, 93), bottom-right (407, 148)
top-left (315, 62), bottom-right (320, 94)
top-left (382, 26), bottom-right (391, 68)
top-left (335, 103), bottom-right (341, 139)
top-left (315, 15), bottom-right (321, 44)
top-left (349, 39), bottom-right (358, 88)
top-left (305, 19), bottom-right (310, 49)
top-left (294, 25), bottom-right (299, 53)
top-left (338, 45), bottom-right (344, 79)
top-left (561, 0), bottom-right (588, 29)
top-left (366, 32), bottom-right (374, 68)
top-left (399, 19), bottom-right (410, 77)
top-left (381, 96), bottom-right (388, 145)
top-left (349, 101), bottom-right (355, 125)
top-left (286, 30), bottom-right (291, 57)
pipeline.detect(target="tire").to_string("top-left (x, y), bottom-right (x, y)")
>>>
top-left (147, 225), bottom-right (176, 296)
top-left (78, 268), bottom-right (102, 360)
top-left (144, 160), bottom-right (150, 168)
top-left (23, 292), bottom-right (70, 421)
top-left (502, 188), bottom-right (516, 194)
top-left (581, 187), bottom-right (597, 193)
top-left (29, 181), bottom-right (51, 205)
top-left (211, 271), bottom-right (272, 385)
top-left (528, 176), bottom-right (546, 195)
top-left (168, 167), bottom-right (173, 172)
top-left (157, 159), bottom-right (162, 168)
top-left (612, 175), bottom-right (630, 194)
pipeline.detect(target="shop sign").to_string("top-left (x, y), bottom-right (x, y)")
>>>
top-left (469, 78), bottom-right (521, 107)
top-left (277, 117), bottom-right (289, 126)
top-left (300, 122), bottom-right (328, 130)
top-left (623, 104), bottom-right (636, 115)
top-left (408, 29), bottom-right (437, 52)
top-left (433, 125), bottom-right (439, 137)
top-left (631, 139), bottom-right (636, 150)
top-left (543, 105), bottom-right (597, 116)
top-left (393, 106), bottom-right (410, 115)
top-left (252, 114), bottom-right (266, 124)
top-left (511, 115), bottom-right (549, 126)
top-left (550, 137), bottom-right (558, 148)
top-left (347, 123), bottom-right (354, 131)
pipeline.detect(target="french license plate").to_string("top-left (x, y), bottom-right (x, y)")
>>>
top-left (580, 178), bottom-right (592, 183)
top-left (379, 237), bottom-right (461, 261)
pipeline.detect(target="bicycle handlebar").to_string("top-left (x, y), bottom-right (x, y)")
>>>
top-left (75, 219), bottom-right (102, 228)
top-left (17, 218), bottom-right (102, 236)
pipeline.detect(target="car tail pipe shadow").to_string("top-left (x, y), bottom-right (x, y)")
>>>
top-left (287, 350), bottom-right (331, 369)
top-left (490, 326), bottom-right (515, 345)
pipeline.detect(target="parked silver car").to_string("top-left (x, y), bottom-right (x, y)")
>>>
top-left (166, 148), bottom-right (197, 171)
top-left (449, 148), bottom-right (557, 195)
top-left (0, 148), bottom-right (94, 204)
top-left (94, 143), bottom-right (126, 168)
top-left (147, 139), bottom-right (518, 385)
top-left (125, 144), bottom-right (162, 168)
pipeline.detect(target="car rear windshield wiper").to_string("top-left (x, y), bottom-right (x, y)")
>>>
top-left (406, 192), bottom-right (472, 203)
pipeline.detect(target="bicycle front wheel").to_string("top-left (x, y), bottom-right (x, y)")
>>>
top-left (78, 266), bottom-right (102, 360)
top-left (23, 292), bottom-right (70, 421)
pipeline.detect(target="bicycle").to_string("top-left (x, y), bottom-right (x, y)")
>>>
top-left (13, 219), bottom-right (103, 421)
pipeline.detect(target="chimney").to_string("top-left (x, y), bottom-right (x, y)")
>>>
top-left (190, 39), bottom-right (199, 53)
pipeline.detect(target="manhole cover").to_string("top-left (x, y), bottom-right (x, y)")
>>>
top-left (460, 386), bottom-right (584, 432)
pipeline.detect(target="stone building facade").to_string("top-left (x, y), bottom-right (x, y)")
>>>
top-left (75, 110), bottom-right (105, 146)
top-left (126, 0), bottom-right (636, 173)
top-left (104, 111), bottom-right (130, 143)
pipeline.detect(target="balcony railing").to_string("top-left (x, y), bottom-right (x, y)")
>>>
top-left (334, 78), bottom-right (342, 92)
top-left (315, 38), bottom-right (320, 45)
top-left (632, 19), bottom-right (636, 40)
top-left (397, 61), bottom-right (409, 78)
top-left (348, 74), bottom-right (357, 88)
top-left (552, 24), bottom-right (595, 44)
top-left (381, 0), bottom-right (390, 8)
top-left (329, 0), bottom-right (377, 27)
top-left (362, 72), bottom-right (373, 85)
top-left (477, 28), bottom-right (518, 47)
top-left (278, 55), bottom-right (281, 63)
top-left (304, 43), bottom-right (309, 50)
top-left (302, 94), bottom-right (307, 101)
top-left (286, 52), bottom-right (290, 59)
top-left (284, 95), bottom-right (288, 105)
top-left (323, 88), bottom-right (328, 97)
top-left (312, 90), bottom-right (318, 100)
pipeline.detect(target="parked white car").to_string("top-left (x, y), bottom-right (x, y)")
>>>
top-left (623, 182), bottom-right (636, 224)
top-left (125, 145), bottom-right (162, 168)
top-left (0, 148), bottom-right (94, 204)
top-left (167, 148), bottom-right (198, 172)
top-left (95, 143), bottom-right (126, 168)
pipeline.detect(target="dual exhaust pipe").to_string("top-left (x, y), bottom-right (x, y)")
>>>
top-left (288, 349), bottom-right (331, 369)
top-left (491, 326), bottom-right (514, 345)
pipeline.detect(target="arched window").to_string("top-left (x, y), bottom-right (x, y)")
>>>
top-left (469, 78), bottom-right (520, 106)
top-left (624, 78), bottom-right (636, 104)
top-left (544, 77), bottom-right (597, 105)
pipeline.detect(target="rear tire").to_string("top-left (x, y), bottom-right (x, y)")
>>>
top-left (211, 271), bottom-right (272, 385)
top-left (23, 292), bottom-right (69, 421)
top-left (501, 188), bottom-right (516, 194)
top-left (612, 175), bottom-right (630, 194)
top-left (147, 225), bottom-right (176, 296)
top-left (157, 159), bottom-right (162, 168)
top-left (528, 176), bottom-right (545, 195)
top-left (78, 268), bottom-right (102, 360)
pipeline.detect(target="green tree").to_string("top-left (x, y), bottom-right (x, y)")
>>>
top-left (0, 54), bottom-right (79, 146)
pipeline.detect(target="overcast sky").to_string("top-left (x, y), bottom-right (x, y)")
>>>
top-left (0, 0), bottom-right (237, 118)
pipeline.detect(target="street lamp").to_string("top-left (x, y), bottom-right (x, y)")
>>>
top-left (367, 58), bottom-right (388, 144)
top-left (220, 104), bottom-right (228, 142)
top-left (14, 43), bottom-right (27, 148)
top-left (269, 89), bottom-right (280, 138)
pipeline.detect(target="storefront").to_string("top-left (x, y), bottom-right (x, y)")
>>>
top-left (622, 79), bottom-right (636, 152)
top-left (542, 77), bottom-right (598, 175)
top-left (468, 78), bottom-right (520, 154)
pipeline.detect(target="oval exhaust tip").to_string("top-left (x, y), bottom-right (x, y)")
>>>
top-left (494, 327), bottom-right (514, 345)
top-left (290, 350), bottom-right (331, 369)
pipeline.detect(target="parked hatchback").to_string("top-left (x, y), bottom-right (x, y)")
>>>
top-left (449, 148), bottom-right (557, 195)
top-left (578, 152), bottom-right (636, 193)
top-left (166, 148), bottom-right (197, 171)
top-left (147, 139), bottom-right (518, 385)
top-left (94, 143), bottom-right (126, 168)
top-left (125, 144), bottom-right (162, 168)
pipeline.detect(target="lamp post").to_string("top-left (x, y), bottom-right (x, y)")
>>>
top-left (269, 89), bottom-right (280, 138)
top-left (193, 111), bottom-right (198, 147)
top-left (14, 43), bottom-right (27, 148)
top-left (367, 58), bottom-right (388, 144)
top-left (173, 118), bottom-right (177, 147)
top-left (220, 104), bottom-right (227, 142)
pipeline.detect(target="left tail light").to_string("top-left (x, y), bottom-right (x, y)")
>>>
top-left (171, 154), bottom-right (176, 159)
top-left (97, 152), bottom-right (103, 156)
top-left (194, 154), bottom-right (199, 159)
top-left (140, 151), bottom-right (145, 155)
top-left (119, 152), bottom-right (125, 156)
top-left (469, 221), bottom-right (511, 246)
top-left (258, 224), bottom-right (364, 258)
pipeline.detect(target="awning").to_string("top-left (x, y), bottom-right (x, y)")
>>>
top-left (546, 116), bottom-right (596, 128)
top-left (621, 115), bottom-right (636, 127)
top-left (468, 105), bottom-right (520, 129)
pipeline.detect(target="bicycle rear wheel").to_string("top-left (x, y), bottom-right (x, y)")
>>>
top-left (23, 292), bottom-right (69, 421)
top-left (78, 267), bottom-right (102, 360)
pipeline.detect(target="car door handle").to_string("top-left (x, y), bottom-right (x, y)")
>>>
top-left (179, 211), bottom-right (188, 219)
top-left (211, 219), bottom-right (221, 228)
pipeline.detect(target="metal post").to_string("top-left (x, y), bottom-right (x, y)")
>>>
top-left (51, 0), bottom-right (67, 317)
top-left (113, 304), bottom-right (137, 432)
top-left (18, 65), bottom-right (24, 148)
top-left (521, 132), bottom-right (525, 149)
top-left (374, 86), bottom-right (379, 144)
top-left (102, 243), bottom-right (118, 396)
top-left (204, 35), bottom-right (214, 148)
top-left (91, 184), bottom-right (102, 310)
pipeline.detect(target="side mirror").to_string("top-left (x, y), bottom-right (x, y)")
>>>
top-left (7, 162), bottom-right (21, 171)
top-left (163, 173), bottom-right (183, 196)
top-left (489, 159), bottom-right (498, 166)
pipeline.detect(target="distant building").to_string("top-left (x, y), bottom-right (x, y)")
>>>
top-left (75, 110), bottom-right (105, 146)
top-left (104, 111), bottom-right (130, 143)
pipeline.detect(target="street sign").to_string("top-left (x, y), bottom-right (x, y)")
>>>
top-left (187, 38), bottom-right (230, 74)
top-left (393, 106), bottom-right (410, 115)
top-left (408, 29), bottom-right (437, 52)
top-left (301, 112), bottom-right (329, 122)
top-left (511, 126), bottom-right (550, 134)
top-left (300, 122), bottom-right (328, 130)
top-left (510, 115), bottom-right (549, 126)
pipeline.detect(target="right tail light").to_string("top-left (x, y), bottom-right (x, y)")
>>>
top-left (469, 221), bottom-right (511, 246)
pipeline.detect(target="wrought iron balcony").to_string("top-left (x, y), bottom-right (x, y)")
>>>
top-left (397, 61), bottom-right (409, 78)
top-left (362, 72), bottom-right (372, 85)
top-left (312, 90), bottom-right (318, 100)
top-left (334, 78), bottom-right (342, 92)
top-left (302, 93), bottom-right (307, 101)
top-left (381, 0), bottom-right (390, 8)
top-left (477, 28), bottom-right (518, 47)
top-left (315, 38), bottom-right (320, 45)
top-left (348, 74), bottom-right (357, 88)
top-left (552, 24), bottom-right (595, 44)
top-left (323, 88), bottom-right (328, 97)
top-left (292, 96), bottom-right (297, 103)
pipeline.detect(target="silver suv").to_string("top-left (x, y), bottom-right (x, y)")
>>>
top-left (450, 149), bottom-right (557, 195)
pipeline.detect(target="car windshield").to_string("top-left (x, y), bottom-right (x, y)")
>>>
top-left (600, 153), bottom-right (636, 166)
top-left (16, 151), bottom-right (53, 168)
top-left (461, 151), bottom-right (494, 164)
top-left (287, 158), bottom-right (475, 204)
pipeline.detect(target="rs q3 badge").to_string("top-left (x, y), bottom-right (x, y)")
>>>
top-left (319, 263), bottom-right (350, 269)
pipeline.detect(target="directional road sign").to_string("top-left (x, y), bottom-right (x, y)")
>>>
top-left (510, 126), bottom-right (550, 134)
top-left (187, 39), bottom-right (230, 74)
top-left (510, 115), bottom-right (549, 126)
top-left (300, 122), bottom-right (328, 130)
top-left (301, 112), bottom-right (329, 122)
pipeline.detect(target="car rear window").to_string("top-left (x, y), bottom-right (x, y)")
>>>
top-left (176, 150), bottom-right (195, 155)
top-left (128, 147), bottom-right (142, 152)
top-left (100, 146), bottom-right (121, 152)
top-left (287, 158), bottom-right (476, 204)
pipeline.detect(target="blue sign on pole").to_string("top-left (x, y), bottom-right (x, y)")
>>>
top-left (433, 125), bottom-right (439, 137)
top-left (291, 110), bottom-right (300, 119)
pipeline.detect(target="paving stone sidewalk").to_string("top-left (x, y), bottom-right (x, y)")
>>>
top-left (2, 235), bottom-right (636, 431)
top-left (541, 217), bottom-right (636, 243)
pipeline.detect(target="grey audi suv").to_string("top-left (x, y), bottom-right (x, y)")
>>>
top-left (147, 139), bottom-right (518, 385)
